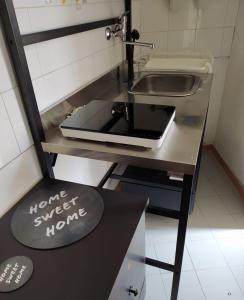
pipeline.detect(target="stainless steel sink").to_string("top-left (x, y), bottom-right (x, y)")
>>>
top-left (129, 74), bottom-right (201, 97)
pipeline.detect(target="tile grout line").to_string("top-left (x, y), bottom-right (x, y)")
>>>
top-left (185, 244), bottom-right (208, 300)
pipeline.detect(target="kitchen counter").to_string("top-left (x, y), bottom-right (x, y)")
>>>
top-left (0, 178), bottom-right (147, 300)
top-left (41, 68), bottom-right (213, 175)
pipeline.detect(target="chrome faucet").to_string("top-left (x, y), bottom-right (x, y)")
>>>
top-left (123, 41), bottom-right (155, 49)
top-left (105, 12), bottom-right (155, 49)
top-left (105, 12), bottom-right (129, 42)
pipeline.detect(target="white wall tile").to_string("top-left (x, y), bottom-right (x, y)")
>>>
top-left (2, 88), bottom-right (33, 152)
top-left (93, 46), bottom-right (116, 78)
top-left (32, 77), bottom-right (50, 112)
top-left (90, 27), bottom-right (116, 53)
top-left (138, 0), bottom-right (240, 149)
top-left (114, 43), bottom-right (123, 66)
top-left (221, 27), bottom-right (234, 57)
top-left (13, 0), bottom-right (83, 8)
top-left (13, 0), bottom-right (44, 8)
top-left (71, 56), bottom-right (94, 90)
top-left (215, 1), bottom-right (244, 184)
top-left (0, 28), bottom-right (16, 93)
top-left (28, 6), bottom-right (79, 32)
top-left (69, 31), bottom-right (92, 61)
top-left (197, 0), bottom-right (228, 29)
top-left (195, 28), bottom-right (223, 57)
top-left (205, 58), bottom-right (228, 143)
top-left (84, 2), bottom-right (124, 23)
top-left (141, 32), bottom-right (168, 55)
top-left (28, 2), bottom-right (123, 33)
top-left (168, 30), bottom-right (196, 52)
top-left (224, 0), bottom-right (240, 27)
top-left (37, 37), bottom-right (73, 75)
top-left (0, 146), bottom-right (42, 217)
top-left (141, 0), bottom-right (169, 33)
top-left (0, 0), bottom-right (125, 216)
top-left (25, 45), bottom-right (42, 79)
top-left (132, 0), bottom-right (141, 31)
top-left (169, 0), bottom-right (197, 30)
top-left (0, 95), bottom-right (20, 169)
top-left (43, 63), bottom-right (75, 109)
top-left (15, 8), bottom-right (32, 34)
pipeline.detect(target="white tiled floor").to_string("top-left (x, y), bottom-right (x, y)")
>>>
top-left (145, 151), bottom-right (244, 300)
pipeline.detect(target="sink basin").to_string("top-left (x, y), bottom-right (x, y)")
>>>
top-left (129, 74), bottom-right (201, 97)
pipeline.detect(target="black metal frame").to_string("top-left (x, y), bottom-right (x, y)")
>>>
top-left (99, 163), bottom-right (198, 300)
top-left (22, 18), bottom-right (119, 46)
top-left (0, 1), bottom-right (202, 299)
top-left (0, 0), bottom-right (121, 179)
top-left (0, 0), bottom-right (54, 178)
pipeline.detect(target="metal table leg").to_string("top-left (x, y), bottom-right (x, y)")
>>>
top-left (170, 175), bottom-right (193, 300)
top-left (99, 165), bottom-right (195, 300)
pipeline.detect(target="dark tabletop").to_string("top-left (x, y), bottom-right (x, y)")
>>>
top-left (0, 178), bottom-right (148, 300)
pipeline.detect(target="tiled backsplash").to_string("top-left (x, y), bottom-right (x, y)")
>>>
top-left (133, 0), bottom-right (239, 57)
top-left (132, 0), bottom-right (240, 143)
top-left (15, 0), bottom-right (124, 113)
top-left (0, 0), bottom-right (124, 216)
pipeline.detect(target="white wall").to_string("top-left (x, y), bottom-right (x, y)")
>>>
top-left (0, 24), bottom-right (42, 217)
top-left (215, 1), bottom-right (244, 186)
top-left (0, 0), bottom-right (125, 217)
top-left (14, 0), bottom-right (124, 113)
top-left (132, 0), bottom-right (239, 143)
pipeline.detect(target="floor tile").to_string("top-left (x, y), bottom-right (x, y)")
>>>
top-left (232, 214), bottom-right (244, 229)
top-left (212, 176), bottom-right (240, 198)
top-left (155, 242), bottom-right (194, 274)
top-left (217, 238), bottom-right (244, 267)
top-left (152, 218), bottom-right (178, 244)
top-left (145, 274), bottom-right (167, 300)
top-left (197, 267), bottom-right (243, 300)
top-left (144, 151), bottom-right (244, 300)
top-left (186, 206), bottom-right (214, 242)
top-left (220, 195), bottom-right (244, 215)
top-left (205, 214), bottom-right (243, 239)
top-left (187, 239), bottom-right (227, 270)
top-left (145, 215), bottom-right (178, 245)
top-left (231, 266), bottom-right (244, 294)
top-left (197, 195), bottom-right (229, 217)
top-left (162, 271), bottom-right (205, 300)
top-left (145, 227), bottom-right (155, 246)
top-left (196, 178), bottom-right (217, 198)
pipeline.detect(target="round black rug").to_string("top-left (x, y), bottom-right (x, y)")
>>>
top-left (0, 256), bottom-right (33, 292)
top-left (11, 180), bottom-right (104, 249)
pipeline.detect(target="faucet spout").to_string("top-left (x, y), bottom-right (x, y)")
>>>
top-left (123, 41), bottom-right (155, 49)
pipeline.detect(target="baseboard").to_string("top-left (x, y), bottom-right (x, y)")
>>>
top-left (203, 144), bottom-right (244, 199)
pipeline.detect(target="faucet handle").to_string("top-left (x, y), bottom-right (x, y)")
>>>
top-left (131, 29), bottom-right (140, 42)
top-left (120, 11), bottom-right (130, 19)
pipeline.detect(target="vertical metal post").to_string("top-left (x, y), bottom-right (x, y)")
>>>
top-left (171, 175), bottom-right (193, 300)
top-left (0, 0), bottom-right (54, 178)
top-left (125, 0), bottom-right (134, 81)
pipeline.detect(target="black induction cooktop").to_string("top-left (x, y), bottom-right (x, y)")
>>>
top-left (60, 101), bottom-right (175, 149)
